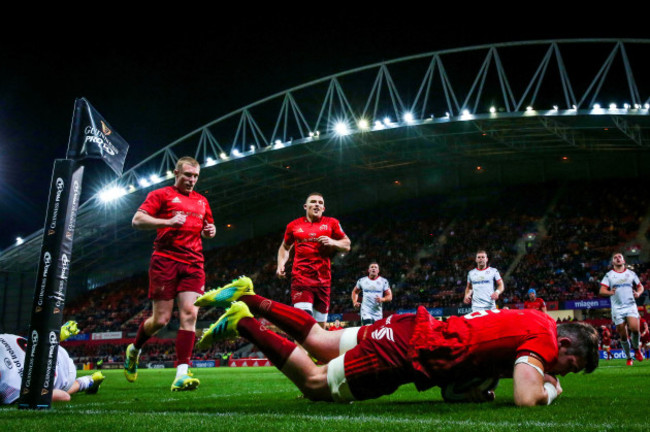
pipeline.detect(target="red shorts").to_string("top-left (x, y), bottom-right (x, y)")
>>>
top-left (343, 313), bottom-right (417, 400)
top-left (148, 255), bottom-right (205, 301)
top-left (641, 332), bottom-right (650, 345)
top-left (290, 285), bottom-right (330, 314)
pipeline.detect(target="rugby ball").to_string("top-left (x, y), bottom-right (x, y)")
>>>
top-left (441, 376), bottom-right (499, 403)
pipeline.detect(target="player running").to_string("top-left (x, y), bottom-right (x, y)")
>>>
top-left (277, 193), bottom-right (350, 326)
top-left (196, 277), bottom-right (598, 406)
top-left (1, 321), bottom-right (104, 404)
top-left (599, 252), bottom-right (645, 365)
top-left (125, 156), bottom-right (216, 390)
top-left (351, 262), bottom-right (392, 325)
top-left (464, 250), bottom-right (504, 312)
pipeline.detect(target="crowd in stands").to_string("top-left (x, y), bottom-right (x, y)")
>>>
top-left (62, 180), bottom-right (650, 363)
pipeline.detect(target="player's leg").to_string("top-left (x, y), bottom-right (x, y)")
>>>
top-left (170, 267), bottom-right (204, 391)
top-left (615, 319), bottom-right (632, 363)
top-left (311, 286), bottom-right (331, 329)
top-left (198, 302), bottom-right (332, 400)
top-left (626, 315), bottom-right (643, 361)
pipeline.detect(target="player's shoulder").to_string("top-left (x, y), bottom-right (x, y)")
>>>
top-left (287, 217), bottom-right (305, 226)
top-left (189, 190), bottom-right (209, 201)
top-left (320, 216), bottom-right (341, 225)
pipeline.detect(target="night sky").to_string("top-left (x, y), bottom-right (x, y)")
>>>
top-left (0, 13), bottom-right (645, 250)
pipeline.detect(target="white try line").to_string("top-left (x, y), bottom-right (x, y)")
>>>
top-left (48, 409), bottom-right (645, 429)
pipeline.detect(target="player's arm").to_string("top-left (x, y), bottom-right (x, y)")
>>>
top-left (464, 282), bottom-right (473, 304)
top-left (540, 301), bottom-right (547, 314)
top-left (201, 222), bottom-right (216, 239)
top-left (352, 286), bottom-right (361, 308)
top-left (633, 282), bottom-right (644, 299)
top-left (132, 209), bottom-right (185, 230)
top-left (599, 283), bottom-right (614, 296)
top-left (318, 234), bottom-right (351, 252)
top-left (513, 355), bottom-right (561, 406)
top-left (379, 288), bottom-right (393, 303)
top-left (276, 241), bottom-right (292, 278)
top-left (491, 279), bottom-right (504, 300)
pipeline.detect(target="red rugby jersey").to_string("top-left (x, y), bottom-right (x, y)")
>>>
top-left (409, 308), bottom-right (558, 390)
top-left (283, 216), bottom-right (346, 288)
top-left (524, 298), bottom-right (547, 311)
top-left (139, 186), bottom-right (214, 266)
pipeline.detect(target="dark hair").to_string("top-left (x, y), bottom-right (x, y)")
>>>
top-left (306, 192), bottom-right (324, 201)
top-left (557, 322), bottom-right (599, 373)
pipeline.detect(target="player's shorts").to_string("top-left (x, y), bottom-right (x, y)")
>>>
top-left (611, 306), bottom-right (640, 326)
top-left (291, 284), bottom-right (330, 319)
top-left (54, 346), bottom-right (77, 392)
top-left (149, 255), bottom-right (205, 301)
top-left (328, 313), bottom-right (416, 401)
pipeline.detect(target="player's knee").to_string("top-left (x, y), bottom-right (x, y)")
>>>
top-left (300, 370), bottom-right (330, 401)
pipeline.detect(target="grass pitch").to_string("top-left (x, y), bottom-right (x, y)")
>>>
top-left (1, 359), bottom-right (647, 432)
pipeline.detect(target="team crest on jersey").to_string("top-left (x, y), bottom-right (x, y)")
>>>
top-left (172, 197), bottom-right (182, 203)
top-left (320, 224), bottom-right (328, 231)
top-left (198, 200), bottom-right (205, 207)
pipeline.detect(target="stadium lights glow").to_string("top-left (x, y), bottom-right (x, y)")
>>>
top-left (572, 105), bottom-right (577, 111)
top-left (274, 141), bottom-right (285, 149)
top-left (128, 185), bottom-right (136, 192)
top-left (489, 106), bottom-right (496, 113)
top-left (593, 103), bottom-right (601, 109)
top-left (358, 119), bottom-right (370, 130)
top-left (624, 103), bottom-right (630, 110)
top-left (445, 112), bottom-right (450, 118)
top-left (526, 106), bottom-right (533, 111)
top-left (250, 145), bottom-right (256, 152)
top-left (309, 132), bottom-right (314, 137)
top-left (373, 121), bottom-right (385, 131)
top-left (165, 170), bottom-right (173, 178)
top-left (403, 112), bottom-right (414, 124)
top-left (16, 237), bottom-right (24, 246)
top-left (552, 105), bottom-right (559, 111)
top-left (219, 152), bottom-right (228, 160)
top-left (205, 157), bottom-right (216, 167)
top-left (383, 117), bottom-right (391, 126)
top-left (150, 174), bottom-right (161, 183)
top-left (334, 121), bottom-right (350, 136)
top-left (232, 149), bottom-right (242, 157)
top-left (460, 109), bottom-right (471, 120)
top-left (274, 139), bottom-right (282, 146)
top-left (99, 186), bottom-right (127, 203)
top-left (138, 178), bottom-right (151, 187)
top-left (609, 103), bottom-right (617, 110)
top-left (645, 103), bottom-right (650, 109)
top-left (634, 104), bottom-right (641, 109)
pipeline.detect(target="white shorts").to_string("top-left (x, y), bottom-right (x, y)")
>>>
top-left (612, 306), bottom-right (640, 326)
top-left (326, 327), bottom-right (361, 403)
top-left (54, 346), bottom-right (77, 392)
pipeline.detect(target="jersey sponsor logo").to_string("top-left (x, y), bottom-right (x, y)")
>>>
top-left (101, 120), bottom-right (112, 136)
top-left (371, 327), bottom-right (394, 342)
top-left (4, 357), bottom-right (12, 368)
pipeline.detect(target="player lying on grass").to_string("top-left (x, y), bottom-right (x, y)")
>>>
top-left (195, 277), bottom-right (599, 406)
top-left (0, 321), bottom-right (105, 404)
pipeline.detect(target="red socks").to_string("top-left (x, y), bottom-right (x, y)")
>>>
top-left (241, 295), bottom-right (316, 344)
top-left (176, 329), bottom-right (196, 366)
top-left (237, 317), bottom-right (297, 369)
top-left (134, 321), bottom-right (151, 350)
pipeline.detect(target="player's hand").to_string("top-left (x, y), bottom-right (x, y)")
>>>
top-left (463, 294), bottom-right (472, 304)
top-left (376, 295), bottom-right (383, 303)
top-left (544, 374), bottom-right (563, 397)
top-left (490, 291), bottom-right (500, 300)
top-left (633, 290), bottom-right (641, 298)
top-left (168, 213), bottom-right (187, 227)
top-left (276, 265), bottom-right (286, 278)
top-left (318, 236), bottom-right (335, 246)
top-left (202, 223), bottom-right (216, 238)
top-left (353, 301), bottom-right (361, 308)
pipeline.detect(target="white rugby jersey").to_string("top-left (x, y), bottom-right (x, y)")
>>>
top-left (467, 267), bottom-right (501, 311)
top-left (600, 269), bottom-right (641, 311)
top-left (356, 276), bottom-right (390, 320)
top-left (0, 334), bottom-right (75, 404)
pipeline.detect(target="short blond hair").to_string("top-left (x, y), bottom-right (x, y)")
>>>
top-left (175, 156), bottom-right (200, 172)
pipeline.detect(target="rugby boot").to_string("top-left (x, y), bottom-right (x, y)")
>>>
top-left (196, 302), bottom-right (253, 349)
top-left (194, 276), bottom-right (255, 308)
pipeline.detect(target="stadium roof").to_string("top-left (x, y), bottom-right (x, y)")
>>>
top-left (2, 39), bottom-right (650, 290)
